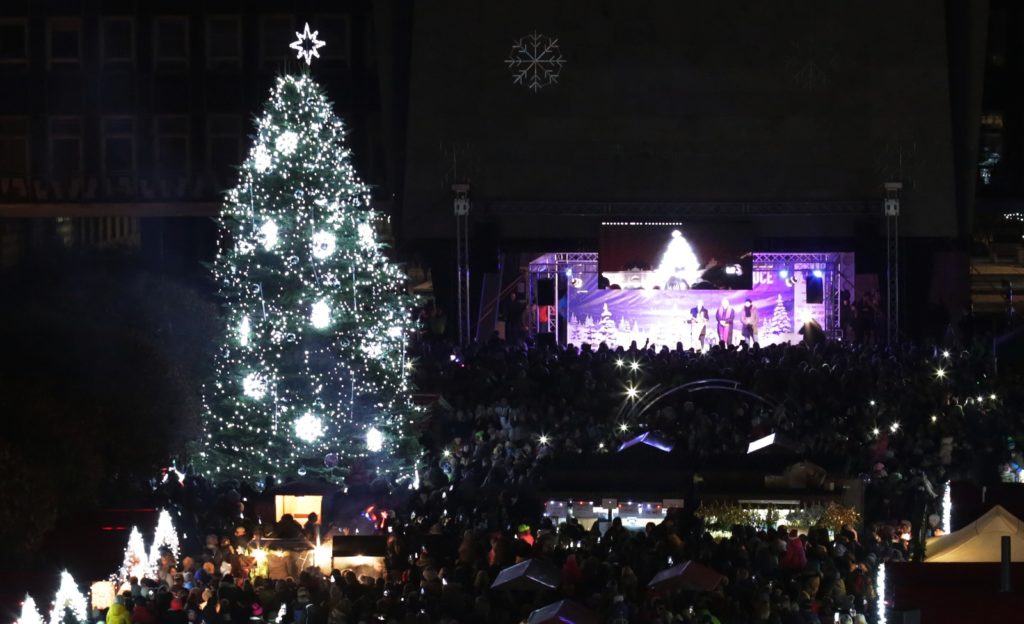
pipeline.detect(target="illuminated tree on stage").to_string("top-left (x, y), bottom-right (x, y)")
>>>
top-left (769, 293), bottom-right (792, 335)
top-left (199, 26), bottom-right (417, 484)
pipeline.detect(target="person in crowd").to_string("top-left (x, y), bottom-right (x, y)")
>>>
top-left (91, 325), bottom-right (1019, 624)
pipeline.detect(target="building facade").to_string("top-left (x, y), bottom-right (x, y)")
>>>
top-left (0, 0), bottom-right (410, 272)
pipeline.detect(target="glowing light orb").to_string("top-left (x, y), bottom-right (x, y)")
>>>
top-left (357, 222), bottom-right (375, 248)
top-left (310, 300), bottom-right (331, 329)
top-left (253, 145), bottom-right (272, 173)
top-left (239, 317), bottom-right (251, 347)
top-left (258, 220), bottom-right (279, 250)
top-left (366, 427), bottom-right (384, 452)
top-left (294, 413), bottom-right (323, 443)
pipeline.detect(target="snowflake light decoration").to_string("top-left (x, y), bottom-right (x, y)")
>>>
top-left (258, 219), bottom-right (279, 250)
top-left (505, 31), bottom-right (566, 92)
top-left (289, 22), bottom-right (326, 66)
top-left (242, 373), bottom-right (267, 399)
top-left (275, 131), bottom-right (299, 156)
top-left (311, 231), bottom-right (337, 259)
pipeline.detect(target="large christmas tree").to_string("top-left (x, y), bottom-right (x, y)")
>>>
top-left (199, 68), bottom-right (416, 484)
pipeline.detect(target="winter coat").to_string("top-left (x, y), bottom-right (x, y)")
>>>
top-left (106, 603), bottom-right (131, 624)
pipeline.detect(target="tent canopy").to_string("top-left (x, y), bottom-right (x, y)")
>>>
top-left (526, 600), bottom-right (597, 624)
top-left (648, 560), bottom-right (727, 593)
top-left (491, 559), bottom-right (561, 591)
top-left (926, 505), bottom-right (1024, 563)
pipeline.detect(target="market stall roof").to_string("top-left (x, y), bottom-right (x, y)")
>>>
top-left (926, 505), bottom-right (1024, 563)
top-left (491, 559), bottom-right (561, 591)
top-left (526, 600), bottom-right (597, 624)
top-left (648, 561), bottom-right (727, 593)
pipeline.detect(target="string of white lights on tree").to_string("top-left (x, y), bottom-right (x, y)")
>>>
top-left (16, 595), bottom-right (45, 624)
top-left (197, 54), bottom-right (418, 484)
top-left (49, 571), bottom-right (88, 624)
top-left (117, 526), bottom-right (149, 583)
top-left (147, 510), bottom-right (181, 576)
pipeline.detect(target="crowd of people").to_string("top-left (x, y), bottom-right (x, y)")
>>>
top-left (102, 331), bottom-right (1023, 624)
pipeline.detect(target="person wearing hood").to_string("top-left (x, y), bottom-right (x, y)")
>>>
top-left (106, 597), bottom-right (132, 624)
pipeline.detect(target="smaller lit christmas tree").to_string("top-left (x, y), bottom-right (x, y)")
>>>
top-left (769, 294), bottom-right (792, 335)
top-left (148, 510), bottom-right (180, 576)
top-left (50, 571), bottom-right (88, 624)
top-left (118, 527), bottom-right (149, 582)
top-left (598, 303), bottom-right (617, 346)
top-left (16, 595), bottom-right (44, 624)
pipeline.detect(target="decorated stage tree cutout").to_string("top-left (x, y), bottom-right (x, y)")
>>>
top-left (769, 294), bottom-right (792, 335)
top-left (199, 29), bottom-right (417, 485)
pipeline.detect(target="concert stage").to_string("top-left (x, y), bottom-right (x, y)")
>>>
top-left (529, 244), bottom-right (852, 349)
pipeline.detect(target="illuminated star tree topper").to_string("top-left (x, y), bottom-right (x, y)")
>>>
top-left (289, 22), bottom-right (326, 65)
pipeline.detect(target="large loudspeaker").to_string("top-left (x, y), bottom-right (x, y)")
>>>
top-left (806, 276), bottom-right (823, 304)
top-left (536, 278), bottom-right (555, 305)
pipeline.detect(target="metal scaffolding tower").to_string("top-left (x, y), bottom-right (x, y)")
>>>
top-left (453, 184), bottom-right (471, 345)
top-left (884, 182), bottom-right (902, 347)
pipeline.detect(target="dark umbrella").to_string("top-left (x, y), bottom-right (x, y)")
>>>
top-left (647, 561), bottom-right (726, 593)
top-left (490, 559), bottom-right (561, 591)
top-left (526, 600), bottom-right (598, 624)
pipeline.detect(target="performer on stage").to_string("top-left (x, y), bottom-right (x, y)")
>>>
top-left (740, 298), bottom-right (759, 345)
top-left (716, 297), bottom-right (735, 345)
top-left (690, 299), bottom-right (709, 348)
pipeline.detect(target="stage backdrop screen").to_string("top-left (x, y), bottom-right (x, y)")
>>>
top-left (599, 223), bottom-right (752, 290)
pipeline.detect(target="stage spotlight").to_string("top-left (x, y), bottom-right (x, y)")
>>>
top-left (778, 269), bottom-right (789, 279)
top-left (812, 269), bottom-right (824, 278)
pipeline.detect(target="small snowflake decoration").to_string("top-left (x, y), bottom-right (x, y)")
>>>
top-left (311, 231), bottom-right (337, 259)
top-left (289, 22), bottom-right (326, 66)
top-left (275, 131), bottom-right (299, 156)
top-left (505, 31), bottom-right (566, 92)
top-left (242, 373), bottom-right (267, 399)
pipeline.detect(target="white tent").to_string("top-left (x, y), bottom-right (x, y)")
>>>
top-left (926, 504), bottom-right (1024, 563)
